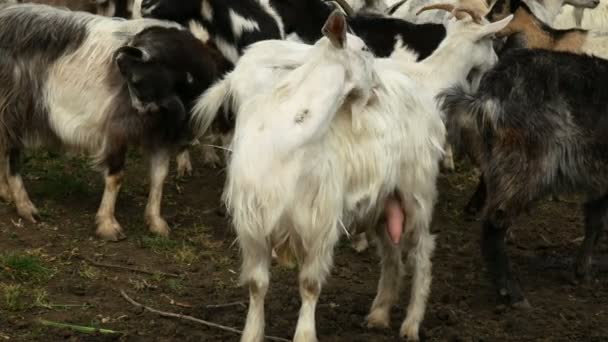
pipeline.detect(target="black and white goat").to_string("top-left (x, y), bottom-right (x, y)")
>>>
top-left (271, 0), bottom-right (447, 59)
top-left (0, 3), bottom-right (224, 240)
top-left (137, 0), bottom-right (284, 64)
top-left (440, 48), bottom-right (608, 307)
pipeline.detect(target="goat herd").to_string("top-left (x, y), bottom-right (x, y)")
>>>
top-left (1, 0), bottom-right (607, 340)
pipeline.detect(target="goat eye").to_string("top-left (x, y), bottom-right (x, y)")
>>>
top-left (362, 46), bottom-right (370, 52)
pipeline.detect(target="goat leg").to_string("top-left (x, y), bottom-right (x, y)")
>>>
top-left (145, 150), bottom-right (171, 236)
top-left (6, 148), bottom-right (39, 223)
top-left (481, 216), bottom-right (529, 308)
top-left (575, 194), bottom-right (608, 281)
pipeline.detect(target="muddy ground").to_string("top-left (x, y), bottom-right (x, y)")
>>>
top-left (0, 150), bottom-right (607, 342)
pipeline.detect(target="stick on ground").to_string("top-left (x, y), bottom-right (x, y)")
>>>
top-left (120, 290), bottom-right (290, 342)
top-left (38, 319), bottom-right (122, 335)
top-left (76, 255), bottom-right (180, 278)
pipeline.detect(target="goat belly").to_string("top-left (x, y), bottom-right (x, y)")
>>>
top-left (385, 197), bottom-right (404, 244)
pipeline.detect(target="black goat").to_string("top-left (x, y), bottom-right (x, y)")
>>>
top-left (440, 48), bottom-right (608, 307)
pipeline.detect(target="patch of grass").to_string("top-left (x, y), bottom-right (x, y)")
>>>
top-left (78, 265), bottom-right (99, 280)
top-left (0, 253), bottom-right (52, 282)
top-left (173, 245), bottom-right (199, 265)
top-left (166, 279), bottom-right (185, 296)
top-left (32, 288), bottom-right (51, 309)
top-left (140, 236), bottom-right (179, 254)
top-left (1, 284), bottom-right (26, 311)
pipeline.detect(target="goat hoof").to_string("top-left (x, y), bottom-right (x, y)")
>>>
top-left (511, 298), bottom-right (532, 310)
top-left (17, 205), bottom-right (40, 224)
top-left (399, 320), bottom-right (420, 341)
top-left (148, 218), bottom-right (170, 237)
top-left (96, 220), bottom-right (126, 241)
top-left (352, 233), bottom-right (369, 253)
top-left (176, 159), bottom-right (193, 178)
top-left (365, 310), bottom-right (390, 329)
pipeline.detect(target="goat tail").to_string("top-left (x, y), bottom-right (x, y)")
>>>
top-left (438, 83), bottom-right (486, 148)
top-left (190, 78), bottom-right (231, 139)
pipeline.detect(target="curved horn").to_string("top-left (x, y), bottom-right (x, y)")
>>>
top-left (416, 3), bottom-right (455, 16)
top-left (331, 0), bottom-right (355, 16)
top-left (454, 8), bottom-right (483, 23)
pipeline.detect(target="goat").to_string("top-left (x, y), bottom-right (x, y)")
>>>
top-left (135, 0), bottom-right (285, 174)
top-left (17, 0), bottom-right (135, 17)
top-left (271, 0), bottom-right (447, 59)
top-left (439, 48), bottom-right (608, 308)
top-left (456, 0), bottom-right (607, 216)
top-left (496, 1), bottom-right (608, 57)
top-left (391, 0), bottom-right (492, 24)
top-left (554, 0), bottom-right (608, 30)
top-left (0, 3), bottom-right (223, 240)
top-left (192, 8), bottom-right (512, 341)
top-left (138, 0), bottom-right (284, 64)
top-left (487, 0), bottom-right (599, 24)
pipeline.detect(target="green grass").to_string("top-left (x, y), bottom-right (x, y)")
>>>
top-left (139, 236), bottom-right (179, 253)
top-left (0, 253), bottom-right (52, 282)
top-left (1, 284), bottom-right (26, 311)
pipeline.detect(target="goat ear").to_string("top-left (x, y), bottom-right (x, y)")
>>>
top-left (479, 14), bottom-right (513, 38)
top-left (322, 10), bottom-right (347, 48)
top-left (114, 46), bottom-right (148, 76)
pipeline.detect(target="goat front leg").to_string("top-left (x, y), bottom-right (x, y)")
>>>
top-left (145, 150), bottom-right (170, 236)
top-left (441, 143), bottom-right (455, 172)
top-left (96, 171), bottom-right (125, 240)
top-left (575, 194), bottom-right (608, 281)
top-left (175, 148), bottom-right (193, 178)
top-left (0, 152), bottom-right (12, 202)
top-left (96, 147), bottom-right (127, 241)
top-left (239, 235), bottom-right (271, 342)
top-left (6, 148), bottom-right (39, 222)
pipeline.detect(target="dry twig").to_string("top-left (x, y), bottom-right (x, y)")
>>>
top-left (206, 301), bottom-right (247, 309)
top-left (75, 255), bottom-right (180, 278)
top-left (120, 290), bottom-right (289, 342)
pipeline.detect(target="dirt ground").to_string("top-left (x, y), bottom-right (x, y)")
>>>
top-left (0, 150), bottom-right (607, 342)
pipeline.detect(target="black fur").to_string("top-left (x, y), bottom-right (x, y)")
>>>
top-left (141, 0), bottom-right (283, 59)
top-left (271, 0), bottom-right (445, 59)
top-left (439, 48), bottom-right (608, 306)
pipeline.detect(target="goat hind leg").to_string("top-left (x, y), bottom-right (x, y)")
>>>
top-left (294, 248), bottom-right (336, 342)
top-left (366, 224), bottom-right (404, 329)
top-left (575, 194), bottom-right (608, 281)
top-left (6, 148), bottom-right (39, 222)
top-left (239, 235), bottom-right (271, 342)
top-left (145, 151), bottom-right (170, 236)
top-left (481, 210), bottom-right (529, 308)
top-left (400, 224), bottom-right (435, 341)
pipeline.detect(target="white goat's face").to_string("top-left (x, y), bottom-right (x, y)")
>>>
top-left (445, 14), bottom-right (513, 71)
top-left (564, 0), bottom-right (600, 9)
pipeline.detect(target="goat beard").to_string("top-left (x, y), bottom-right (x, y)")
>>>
top-left (384, 195), bottom-right (405, 245)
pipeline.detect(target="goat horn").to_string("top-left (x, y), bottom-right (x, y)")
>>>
top-left (331, 0), bottom-right (355, 16)
top-left (416, 3), bottom-right (455, 16)
top-left (454, 8), bottom-right (483, 24)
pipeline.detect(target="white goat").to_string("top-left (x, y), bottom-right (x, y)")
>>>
top-left (392, 0), bottom-right (490, 24)
top-left (554, 0), bottom-right (608, 29)
top-left (193, 7), bottom-right (513, 342)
